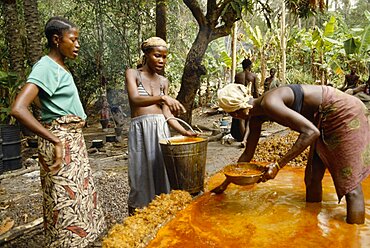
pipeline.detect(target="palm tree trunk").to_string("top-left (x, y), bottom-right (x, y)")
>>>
top-left (23, 0), bottom-right (43, 66)
top-left (2, 0), bottom-right (25, 78)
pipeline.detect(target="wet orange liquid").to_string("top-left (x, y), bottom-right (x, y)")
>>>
top-left (167, 136), bottom-right (205, 144)
top-left (147, 167), bottom-right (370, 248)
top-left (224, 163), bottom-right (263, 177)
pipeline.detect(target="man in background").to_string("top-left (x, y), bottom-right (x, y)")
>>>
top-left (234, 58), bottom-right (259, 98)
top-left (231, 58), bottom-right (259, 147)
top-left (264, 68), bottom-right (281, 93)
top-left (341, 67), bottom-right (361, 92)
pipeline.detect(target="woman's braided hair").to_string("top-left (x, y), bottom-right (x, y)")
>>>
top-left (45, 16), bottom-right (76, 48)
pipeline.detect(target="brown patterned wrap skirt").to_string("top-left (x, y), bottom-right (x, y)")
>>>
top-left (315, 86), bottom-right (370, 202)
top-left (39, 115), bottom-right (105, 247)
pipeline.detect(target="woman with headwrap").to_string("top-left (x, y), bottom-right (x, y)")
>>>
top-left (125, 37), bottom-right (196, 214)
top-left (217, 83), bottom-right (370, 224)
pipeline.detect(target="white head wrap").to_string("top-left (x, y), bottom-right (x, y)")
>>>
top-left (217, 84), bottom-right (253, 113)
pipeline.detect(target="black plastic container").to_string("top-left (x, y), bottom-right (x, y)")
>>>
top-left (0, 124), bottom-right (22, 172)
top-left (91, 139), bottom-right (104, 148)
top-left (106, 135), bottom-right (117, 142)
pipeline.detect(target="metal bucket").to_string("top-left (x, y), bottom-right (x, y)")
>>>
top-left (160, 136), bottom-right (208, 194)
top-left (159, 117), bottom-right (208, 194)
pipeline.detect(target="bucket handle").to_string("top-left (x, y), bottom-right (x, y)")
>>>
top-left (163, 117), bottom-right (196, 144)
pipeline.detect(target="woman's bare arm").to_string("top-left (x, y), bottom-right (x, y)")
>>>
top-left (161, 78), bottom-right (195, 136)
top-left (11, 84), bottom-right (60, 144)
top-left (11, 83), bottom-right (63, 173)
top-left (125, 69), bottom-right (185, 114)
top-left (238, 117), bottom-right (263, 162)
top-left (262, 92), bottom-right (320, 168)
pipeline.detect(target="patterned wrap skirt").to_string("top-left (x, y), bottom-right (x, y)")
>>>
top-left (39, 115), bottom-right (105, 247)
top-left (315, 86), bottom-right (370, 202)
top-left (128, 114), bottom-right (171, 209)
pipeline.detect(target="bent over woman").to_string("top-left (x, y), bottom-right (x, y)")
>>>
top-left (218, 83), bottom-right (370, 224)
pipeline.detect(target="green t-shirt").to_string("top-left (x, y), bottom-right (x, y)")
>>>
top-left (27, 55), bottom-right (87, 123)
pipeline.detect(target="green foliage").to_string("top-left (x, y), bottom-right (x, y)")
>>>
top-left (206, 39), bottom-right (230, 76)
top-left (219, 51), bottom-right (232, 69)
top-left (344, 37), bottom-right (358, 54)
top-left (166, 53), bottom-right (185, 96)
top-left (0, 70), bottom-right (22, 124)
top-left (341, 0), bottom-right (370, 28)
top-left (311, 16), bottom-right (337, 53)
top-left (194, 39), bottom-right (231, 106)
top-left (166, 2), bottom-right (198, 96)
top-left (343, 26), bottom-right (370, 57)
top-left (244, 22), bottom-right (264, 49)
top-left (284, 14), bottom-right (352, 83)
top-left (341, 10), bottom-right (370, 74)
top-left (221, 0), bottom-right (251, 24)
top-left (285, 68), bottom-right (315, 85)
top-left (2, 0), bottom-right (370, 117)
top-left (285, 0), bottom-right (326, 19)
top-left (323, 16), bottom-right (336, 37)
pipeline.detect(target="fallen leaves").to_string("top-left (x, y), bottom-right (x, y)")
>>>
top-left (0, 217), bottom-right (14, 235)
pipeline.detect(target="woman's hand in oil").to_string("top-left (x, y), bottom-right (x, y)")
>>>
top-left (261, 162), bottom-right (279, 182)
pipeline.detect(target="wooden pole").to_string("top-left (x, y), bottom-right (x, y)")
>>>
top-left (0, 217), bottom-right (43, 245)
top-left (231, 22), bottom-right (237, 83)
top-left (281, 0), bottom-right (286, 85)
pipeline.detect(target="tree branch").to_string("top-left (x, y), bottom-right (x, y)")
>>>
top-left (210, 24), bottom-right (232, 40)
top-left (206, 0), bottom-right (217, 17)
top-left (214, 0), bottom-right (234, 18)
top-left (210, 11), bottom-right (240, 40)
top-left (183, 0), bottom-right (206, 26)
top-left (205, 0), bottom-right (234, 26)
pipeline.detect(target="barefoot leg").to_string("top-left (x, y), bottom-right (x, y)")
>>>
top-left (345, 184), bottom-right (365, 224)
top-left (240, 119), bottom-right (250, 147)
top-left (305, 145), bottom-right (325, 202)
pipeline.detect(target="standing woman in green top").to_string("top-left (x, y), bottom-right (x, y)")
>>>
top-left (11, 17), bottom-right (105, 247)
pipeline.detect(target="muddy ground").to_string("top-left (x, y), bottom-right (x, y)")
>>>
top-left (0, 107), bottom-right (286, 247)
